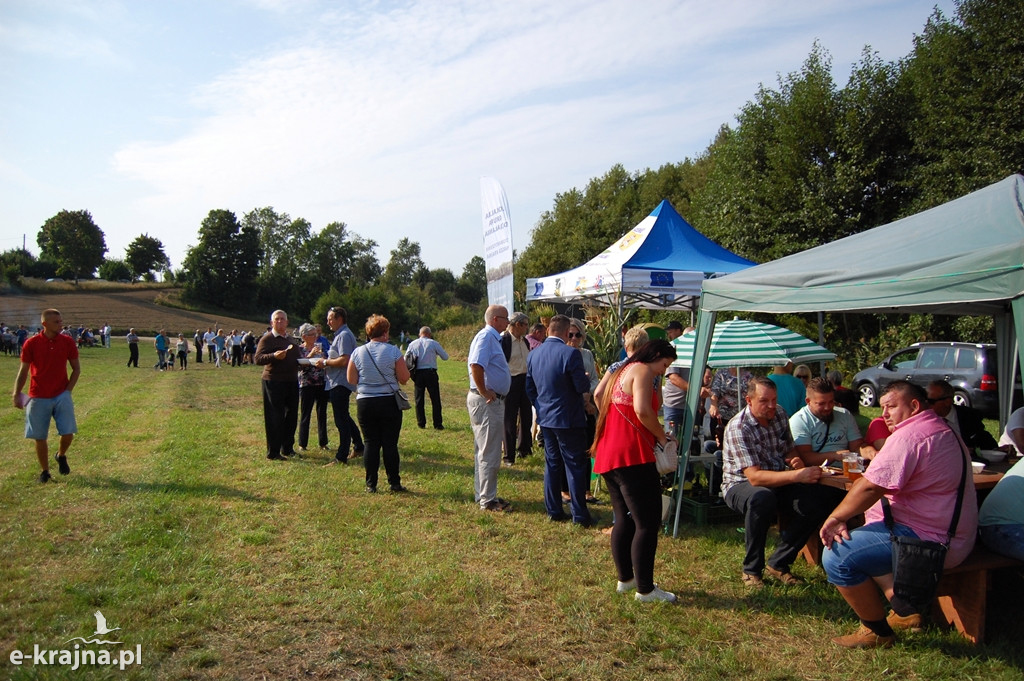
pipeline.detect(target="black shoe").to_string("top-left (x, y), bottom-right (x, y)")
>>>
top-left (39, 470), bottom-right (52, 483)
top-left (282, 450), bottom-right (298, 458)
top-left (365, 486), bottom-right (377, 494)
top-left (549, 512), bottom-right (570, 522)
top-left (267, 453), bottom-right (286, 461)
top-left (482, 499), bottom-right (512, 512)
top-left (56, 454), bottom-right (70, 476)
top-left (434, 425), bottom-right (444, 431)
top-left (389, 485), bottom-right (409, 494)
top-left (352, 447), bottom-right (364, 457)
top-left (417, 424), bottom-right (426, 429)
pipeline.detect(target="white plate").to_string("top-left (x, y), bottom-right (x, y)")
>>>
top-left (977, 449), bottom-right (1007, 463)
top-left (297, 358), bottom-right (313, 366)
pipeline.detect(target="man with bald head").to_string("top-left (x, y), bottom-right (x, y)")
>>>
top-left (468, 305), bottom-right (513, 512)
top-left (405, 326), bottom-right (449, 430)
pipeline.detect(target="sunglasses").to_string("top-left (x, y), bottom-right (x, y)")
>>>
top-left (927, 396), bottom-right (952, 404)
top-left (568, 332), bottom-right (583, 339)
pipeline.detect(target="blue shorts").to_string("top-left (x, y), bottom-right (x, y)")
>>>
top-left (25, 391), bottom-right (78, 440)
top-left (822, 521), bottom-right (918, 587)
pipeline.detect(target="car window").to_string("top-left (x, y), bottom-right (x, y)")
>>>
top-left (956, 349), bottom-right (978, 370)
top-left (918, 347), bottom-right (949, 369)
top-left (891, 348), bottom-right (920, 370)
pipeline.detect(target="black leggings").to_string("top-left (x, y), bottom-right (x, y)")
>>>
top-left (602, 462), bottom-right (662, 593)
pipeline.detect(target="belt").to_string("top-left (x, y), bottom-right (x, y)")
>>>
top-left (470, 388), bottom-right (505, 400)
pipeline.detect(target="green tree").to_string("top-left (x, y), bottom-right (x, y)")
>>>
top-left (380, 238), bottom-right (426, 292)
top-left (456, 256), bottom-right (487, 304)
top-left (900, 0), bottom-right (1024, 209)
top-left (98, 258), bottom-right (132, 281)
top-left (125, 234), bottom-right (170, 281)
top-left (181, 209), bottom-right (260, 311)
top-left (37, 209), bottom-right (107, 281)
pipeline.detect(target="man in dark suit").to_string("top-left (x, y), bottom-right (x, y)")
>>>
top-left (926, 380), bottom-right (998, 455)
top-left (500, 311), bottom-right (532, 465)
top-left (526, 314), bottom-right (594, 526)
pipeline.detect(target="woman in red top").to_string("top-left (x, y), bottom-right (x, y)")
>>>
top-left (592, 339), bottom-right (677, 603)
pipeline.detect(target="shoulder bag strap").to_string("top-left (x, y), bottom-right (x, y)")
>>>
top-left (882, 422), bottom-right (968, 546)
top-left (363, 344), bottom-right (401, 395)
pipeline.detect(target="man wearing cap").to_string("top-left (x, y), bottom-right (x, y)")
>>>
top-left (468, 305), bottom-right (513, 512)
top-left (501, 311), bottom-right (532, 465)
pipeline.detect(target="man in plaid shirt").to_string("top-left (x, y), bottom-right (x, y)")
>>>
top-left (722, 376), bottom-right (840, 588)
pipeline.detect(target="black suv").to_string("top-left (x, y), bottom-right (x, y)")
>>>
top-left (852, 342), bottom-right (1000, 416)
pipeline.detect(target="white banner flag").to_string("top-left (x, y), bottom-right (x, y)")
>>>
top-left (480, 177), bottom-right (514, 308)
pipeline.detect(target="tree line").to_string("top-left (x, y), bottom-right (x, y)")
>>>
top-left (1, 205), bottom-right (487, 337)
top-left (516, 0), bottom-right (1023, 376)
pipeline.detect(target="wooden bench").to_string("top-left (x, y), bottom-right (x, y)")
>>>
top-left (932, 545), bottom-right (1023, 644)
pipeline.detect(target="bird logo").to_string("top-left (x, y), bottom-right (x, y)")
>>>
top-left (93, 611), bottom-right (120, 636)
top-left (65, 610), bottom-right (122, 645)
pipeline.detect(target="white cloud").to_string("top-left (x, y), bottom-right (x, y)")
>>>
top-left (5, 0), bottom-right (955, 272)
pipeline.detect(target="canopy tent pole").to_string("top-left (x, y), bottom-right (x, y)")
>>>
top-left (672, 304), bottom-right (715, 538)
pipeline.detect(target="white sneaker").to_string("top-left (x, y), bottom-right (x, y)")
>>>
top-left (635, 586), bottom-right (677, 603)
top-left (616, 578), bottom-right (636, 593)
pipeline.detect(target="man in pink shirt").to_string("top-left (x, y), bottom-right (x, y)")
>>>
top-left (819, 380), bottom-right (977, 649)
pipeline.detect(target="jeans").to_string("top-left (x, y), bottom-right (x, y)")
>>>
top-left (980, 523), bottom-right (1024, 562)
top-left (356, 396), bottom-right (403, 490)
top-left (602, 462), bottom-right (663, 593)
top-left (822, 521), bottom-right (919, 587)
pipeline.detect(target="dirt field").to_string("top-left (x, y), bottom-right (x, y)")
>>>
top-left (0, 287), bottom-right (266, 336)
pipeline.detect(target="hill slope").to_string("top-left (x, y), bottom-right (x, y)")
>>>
top-left (0, 288), bottom-right (267, 336)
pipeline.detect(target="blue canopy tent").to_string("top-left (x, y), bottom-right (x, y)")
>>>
top-left (526, 200), bottom-right (755, 311)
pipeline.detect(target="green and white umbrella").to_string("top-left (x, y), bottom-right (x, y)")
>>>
top-left (670, 318), bottom-right (835, 368)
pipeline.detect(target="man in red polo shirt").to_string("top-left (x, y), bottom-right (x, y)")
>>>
top-left (13, 308), bottom-right (81, 483)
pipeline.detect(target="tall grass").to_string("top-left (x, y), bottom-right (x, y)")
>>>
top-left (0, 347), bottom-right (1021, 680)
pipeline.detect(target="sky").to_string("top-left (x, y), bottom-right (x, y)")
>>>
top-left (0, 0), bottom-right (957, 276)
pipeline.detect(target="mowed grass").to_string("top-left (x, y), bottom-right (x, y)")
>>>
top-left (1, 347), bottom-right (1022, 680)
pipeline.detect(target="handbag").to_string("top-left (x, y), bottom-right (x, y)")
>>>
top-left (653, 438), bottom-right (679, 476)
top-left (882, 431), bottom-right (967, 614)
top-left (363, 344), bottom-right (412, 411)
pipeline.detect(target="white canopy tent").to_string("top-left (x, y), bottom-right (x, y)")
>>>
top-left (526, 200), bottom-right (754, 311)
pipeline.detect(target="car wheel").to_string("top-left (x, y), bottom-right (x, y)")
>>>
top-left (858, 383), bottom-right (877, 408)
top-left (953, 391), bottom-right (971, 409)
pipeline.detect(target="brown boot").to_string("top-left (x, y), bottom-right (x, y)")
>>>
top-left (886, 611), bottom-right (923, 632)
top-left (832, 625), bottom-right (895, 649)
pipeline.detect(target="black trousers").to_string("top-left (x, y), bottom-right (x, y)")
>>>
top-left (602, 462), bottom-right (663, 594)
top-left (503, 374), bottom-right (532, 463)
top-left (231, 345), bottom-right (243, 366)
top-left (207, 344), bottom-right (216, 362)
top-left (299, 384), bottom-right (329, 449)
top-left (127, 344), bottom-right (139, 367)
top-left (262, 379), bottom-right (299, 457)
top-left (329, 385), bottom-right (364, 462)
top-left (413, 368), bottom-right (443, 428)
top-left (724, 480), bottom-right (842, 575)
top-left (356, 396), bottom-right (403, 490)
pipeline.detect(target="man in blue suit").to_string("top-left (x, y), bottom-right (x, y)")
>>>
top-left (526, 314), bottom-right (594, 526)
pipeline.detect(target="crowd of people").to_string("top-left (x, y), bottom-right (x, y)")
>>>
top-left (10, 306), bottom-right (1023, 644)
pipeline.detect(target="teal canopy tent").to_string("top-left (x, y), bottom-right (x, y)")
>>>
top-left (672, 174), bottom-right (1024, 537)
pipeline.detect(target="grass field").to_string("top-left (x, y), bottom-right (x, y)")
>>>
top-left (1, 346), bottom-right (1022, 680)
